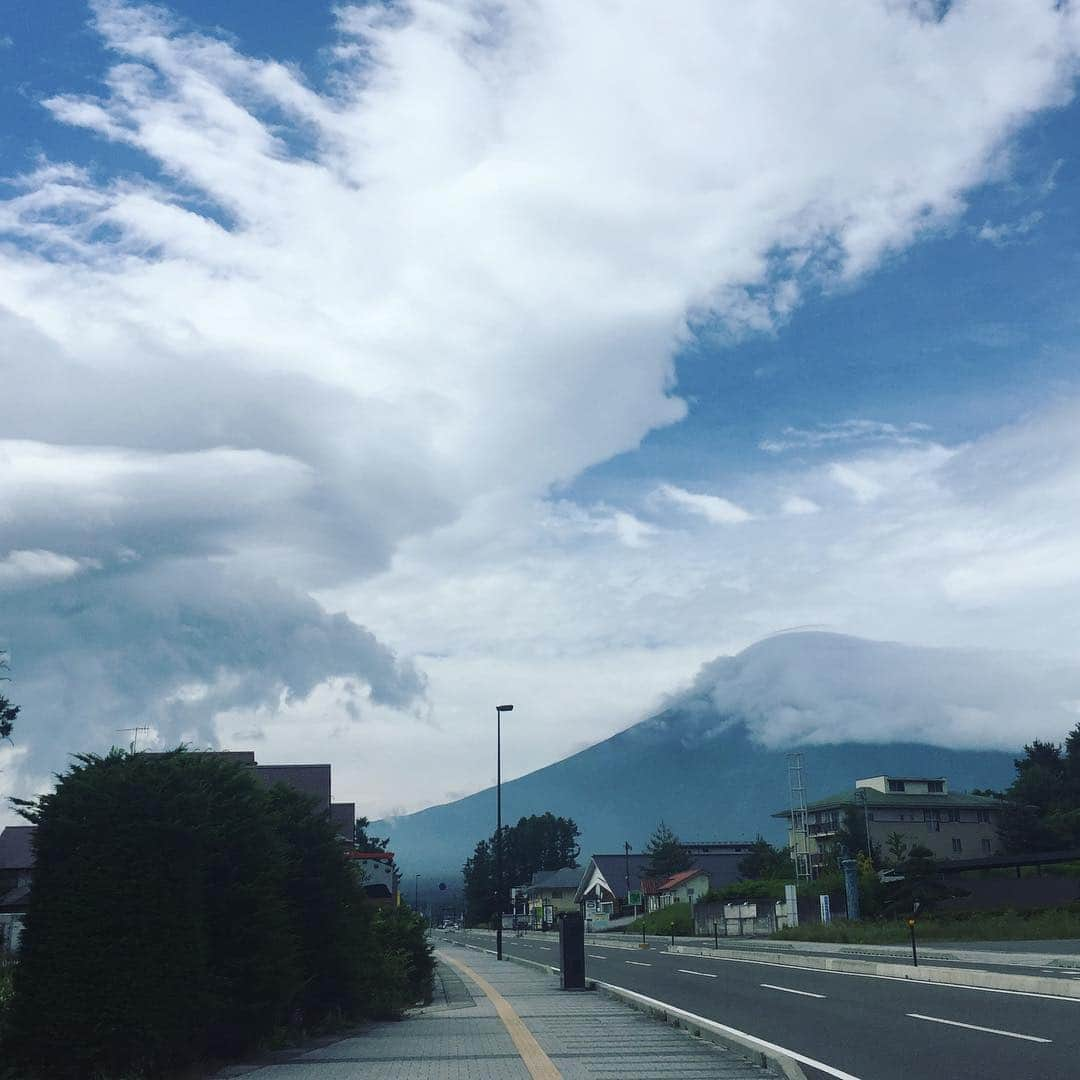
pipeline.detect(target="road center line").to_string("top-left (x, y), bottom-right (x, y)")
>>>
top-left (906, 1013), bottom-right (1051, 1043)
top-left (625, 960), bottom-right (652, 966)
top-left (677, 968), bottom-right (718, 979)
top-left (761, 983), bottom-right (826, 998)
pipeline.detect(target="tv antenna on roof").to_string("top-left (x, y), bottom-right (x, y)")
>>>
top-left (117, 727), bottom-right (150, 754)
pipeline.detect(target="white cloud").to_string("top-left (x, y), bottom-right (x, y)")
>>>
top-left (657, 483), bottom-right (753, 525)
top-left (760, 419), bottom-right (931, 454)
top-left (2, 0), bottom-right (1080, 818)
top-left (781, 495), bottom-right (821, 516)
top-left (0, 549), bottom-right (96, 590)
top-left (671, 631), bottom-right (1080, 752)
top-left (975, 210), bottom-right (1045, 245)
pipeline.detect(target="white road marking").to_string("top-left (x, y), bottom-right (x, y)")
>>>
top-left (592, 981), bottom-right (865, 1080)
top-left (679, 952), bottom-right (1080, 1003)
top-left (677, 969), bottom-right (718, 979)
top-left (761, 983), bottom-right (826, 999)
top-left (588, 954), bottom-right (608, 960)
top-left (625, 960), bottom-right (652, 967)
top-left (907, 1013), bottom-right (1052, 1043)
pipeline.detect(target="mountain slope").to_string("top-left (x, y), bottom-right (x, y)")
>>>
top-left (375, 712), bottom-right (1017, 883)
top-left (374, 632), bottom-right (1066, 880)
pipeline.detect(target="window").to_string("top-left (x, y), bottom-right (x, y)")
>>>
top-left (952, 838), bottom-right (963, 854)
top-left (888, 779), bottom-right (906, 792)
top-left (927, 781), bottom-right (944, 793)
top-left (977, 810), bottom-right (991, 824)
top-left (947, 809), bottom-right (960, 822)
top-left (981, 839), bottom-right (992, 855)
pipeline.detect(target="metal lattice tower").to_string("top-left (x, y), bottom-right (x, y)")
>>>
top-left (787, 752), bottom-right (812, 882)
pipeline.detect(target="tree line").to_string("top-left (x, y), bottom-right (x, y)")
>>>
top-left (463, 812), bottom-right (580, 923)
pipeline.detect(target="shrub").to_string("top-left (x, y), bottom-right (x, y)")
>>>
top-left (7, 750), bottom-right (298, 1078)
top-left (5, 748), bottom-right (435, 1077)
top-left (628, 902), bottom-right (694, 936)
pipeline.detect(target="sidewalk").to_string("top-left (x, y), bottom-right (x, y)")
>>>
top-left (217, 942), bottom-right (779, 1079)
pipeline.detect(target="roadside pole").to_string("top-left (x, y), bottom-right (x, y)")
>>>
top-left (908, 900), bottom-right (921, 967)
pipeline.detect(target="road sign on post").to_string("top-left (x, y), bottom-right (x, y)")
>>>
top-left (628, 890), bottom-right (642, 907)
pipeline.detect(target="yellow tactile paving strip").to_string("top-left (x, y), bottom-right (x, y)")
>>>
top-left (436, 949), bottom-right (563, 1080)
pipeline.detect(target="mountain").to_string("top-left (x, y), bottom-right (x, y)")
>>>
top-left (374, 632), bottom-right (1064, 883)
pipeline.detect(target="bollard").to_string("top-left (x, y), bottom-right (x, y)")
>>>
top-left (670, 922), bottom-right (675, 947)
top-left (713, 921), bottom-right (718, 949)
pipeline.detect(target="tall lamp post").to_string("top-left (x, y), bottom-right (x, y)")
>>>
top-left (495, 704), bottom-right (514, 960)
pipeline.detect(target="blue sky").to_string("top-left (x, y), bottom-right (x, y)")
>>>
top-left (3, 1), bottom-right (1080, 819)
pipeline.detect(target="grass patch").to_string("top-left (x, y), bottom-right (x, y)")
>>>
top-left (626, 902), bottom-right (693, 936)
top-left (773, 906), bottom-right (1080, 944)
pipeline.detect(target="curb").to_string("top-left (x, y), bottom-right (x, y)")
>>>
top-left (588, 980), bottom-right (805, 1080)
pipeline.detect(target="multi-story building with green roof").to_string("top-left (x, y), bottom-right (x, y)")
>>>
top-left (773, 774), bottom-right (1005, 869)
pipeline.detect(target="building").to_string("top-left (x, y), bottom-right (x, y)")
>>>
top-left (650, 867), bottom-right (711, 911)
top-left (773, 774), bottom-right (1005, 867)
top-left (346, 850), bottom-right (399, 906)
top-left (0, 825), bottom-right (34, 953)
top-left (575, 850), bottom-right (747, 921)
top-left (526, 867), bottom-right (582, 928)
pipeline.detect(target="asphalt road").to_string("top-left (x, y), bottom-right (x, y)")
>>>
top-left (444, 931), bottom-right (1080, 1080)
top-left (587, 932), bottom-right (1080, 982)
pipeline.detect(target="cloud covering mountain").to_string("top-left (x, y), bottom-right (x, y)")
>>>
top-left (376, 633), bottom-right (1029, 877)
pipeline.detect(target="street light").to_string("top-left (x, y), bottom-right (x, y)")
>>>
top-left (495, 704), bottom-right (514, 961)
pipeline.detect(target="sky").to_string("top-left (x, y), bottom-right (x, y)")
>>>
top-left (3, 1), bottom-right (1080, 825)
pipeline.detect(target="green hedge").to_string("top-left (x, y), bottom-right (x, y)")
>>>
top-left (3, 748), bottom-right (432, 1078)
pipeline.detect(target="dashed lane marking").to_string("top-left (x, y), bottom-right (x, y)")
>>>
top-left (907, 1013), bottom-right (1051, 1043)
top-left (677, 969), bottom-right (719, 979)
top-left (760, 983), bottom-right (826, 998)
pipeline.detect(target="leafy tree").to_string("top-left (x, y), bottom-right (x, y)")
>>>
top-left (737, 836), bottom-right (794, 880)
top-left (461, 812), bottom-right (579, 925)
top-left (882, 843), bottom-right (956, 916)
top-left (0, 694), bottom-right (16, 743)
top-left (0, 652), bottom-right (17, 743)
top-left (643, 820), bottom-right (690, 879)
top-left (826, 807), bottom-right (880, 869)
top-left (994, 723), bottom-right (1080, 853)
top-left (885, 831), bottom-right (909, 865)
top-left (355, 815), bottom-right (391, 851)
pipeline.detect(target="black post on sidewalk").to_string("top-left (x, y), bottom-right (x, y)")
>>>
top-left (670, 922), bottom-right (675, 947)
top-left (558, 912), bottom-right (586, 990)
top-left (714, 921), bottom-right (718, 949)
top-left (908, 899), bottom-right (921, 967)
